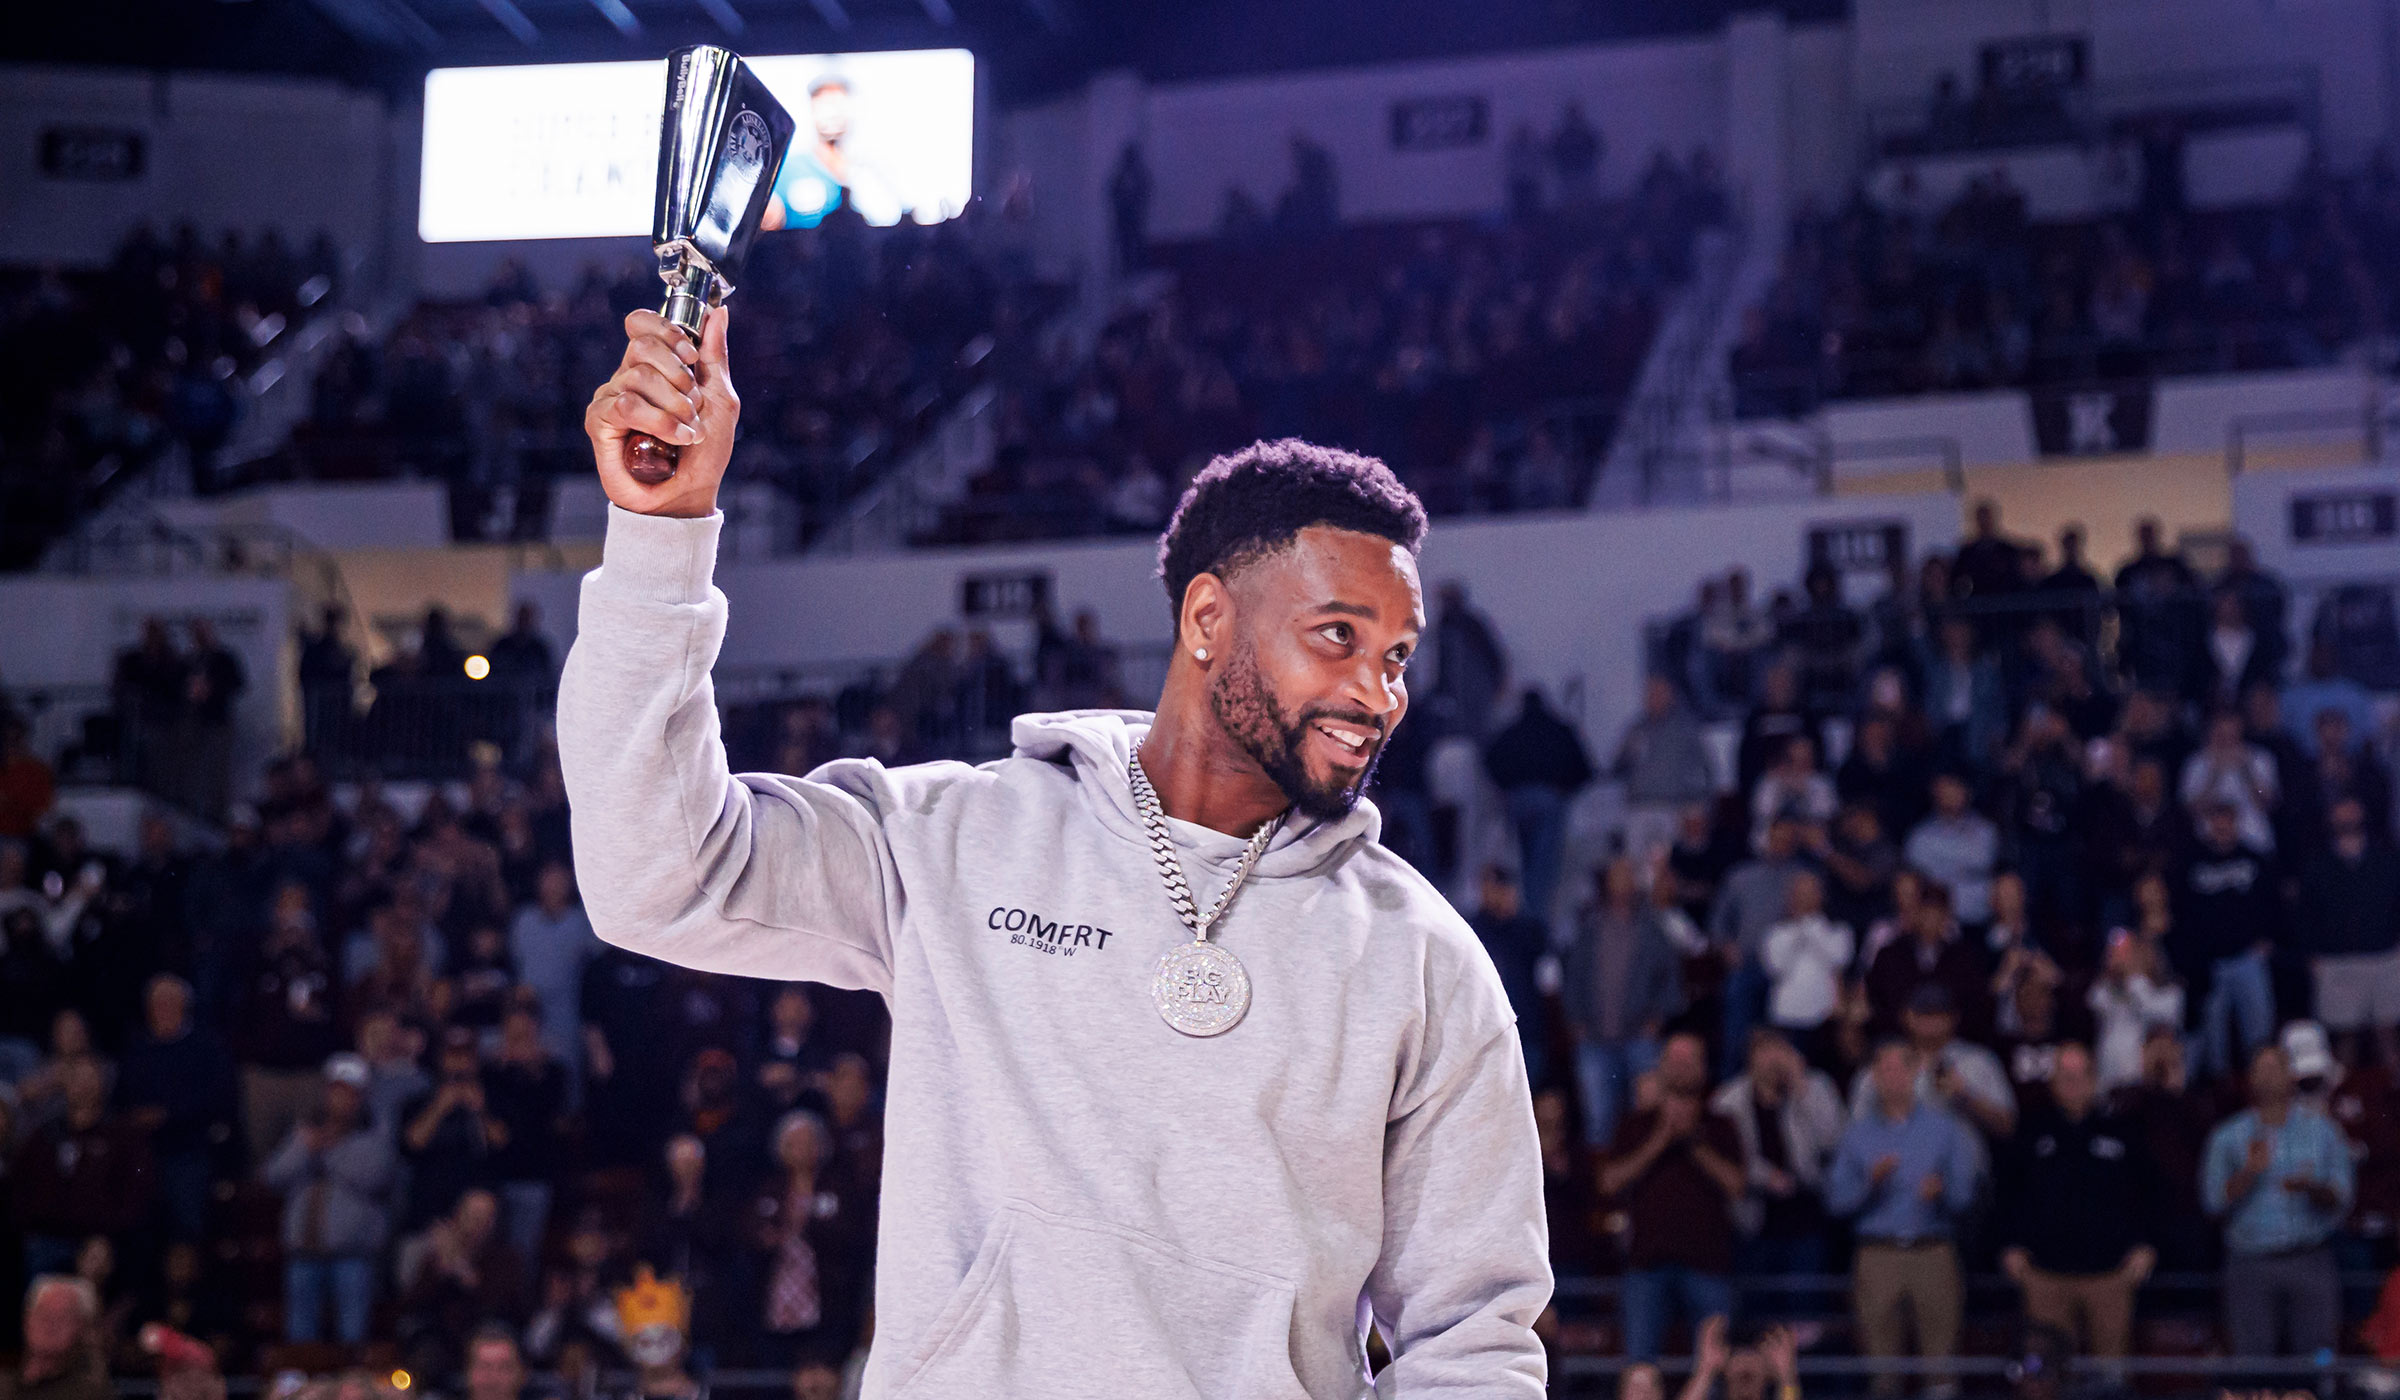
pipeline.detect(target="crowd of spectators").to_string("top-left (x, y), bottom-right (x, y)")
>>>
top-left (0, 226), bottom-right (340, 570)
top-left (1446, 500), bottom-right (2400, 1379)
top-left (291, 205), bottom-right (1032, 550)
top-left (1729, 151), bottom-right (2397, 415)
top-left (930, 136), bottom-right (1730, 544)
top-left (0, 733), bottom-right (891, 1392)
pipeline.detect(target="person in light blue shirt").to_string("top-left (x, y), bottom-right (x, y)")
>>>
top-left (1827, 1038), bottom-right (1982, 1399)
top-left (2200, 1041), bottom-right (2352, 1359)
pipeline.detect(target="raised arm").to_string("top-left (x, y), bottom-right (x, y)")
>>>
top-left (558, 307), bottom-right (900, 993)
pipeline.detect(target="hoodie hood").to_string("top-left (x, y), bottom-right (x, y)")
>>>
top-left (1009, 708), bottom-right (1381, 880)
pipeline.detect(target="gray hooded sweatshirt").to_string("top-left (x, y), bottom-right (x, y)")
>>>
top-left (557, 507), bottom-right (1550, 1400)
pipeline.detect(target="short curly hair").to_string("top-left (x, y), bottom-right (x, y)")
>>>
top-left (1155, 438), bottom-right (1428, 634)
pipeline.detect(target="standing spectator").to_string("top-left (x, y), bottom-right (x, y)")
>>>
top-left (1471, 867), bottom-right (1551, 1092)
top-left (1861, 885), bottom-right (1987, 1040)
top-left (1597, 1033), bottom-right (1745, 1361)
top-left (1953, 501), bottom-right (2033, 604)
top-left (1918, 620), bottom-right (2006, 773)
top-left (2179, 710), bottom-right (2280, 853)
top-left (297, 605), bottom-right (357, 755)
top-left (1784, 565), bottom-right (1865, 713)
top-left (11, 1059), bottom-right (156, 1280)
top-left (1827, 1038), bottom-right (1981, 1400)
top-left (1613, 675), bottom-right (1718, 856)
top-left (1839, 713), bottom-right (1930, 842)
top-left (236, 884), bottom-right (342, 1162)
top-left (1711, 816), bottom-right (1811, 1070)
top-left (2201, 591), bottom-right (2276, 713)
top-left (1750, 737), bottom-right (1837, 852)
top-left (2087, 930), bottom-right (2183, 1094)
top-left (1905, 772), bottom-right (1999, 926)
top-left (2116, 519), bottom-right (2202, 698)
top-left (2297, 798), bottom-right (2400, 1066)
top-left (3, 1277), bottom-right (108, 1400)
top-left (1504, 123), bottom-right (1546, 218)
top-left (401, 1026), bottom-right (508, 1229)
top-left (1431, 581), bottom-right (1508, 739)
top-left (1713, 1029), bottom-right (1847, 1275)
top-left (181, 618), bottom-right (244, 822)
top-left (262, 1055), bottom-right (397, 1345)
top-left (2285, 639), bottom-right (2378, 757)
top-left (0, 719), bottom-right (56, 842)
top-left (355, 1008), bottom-right (431, 1140)
top-left (489, 603), bottom-right (557, 687)
top-left (2040, 525), bottom-right (2101, 596)
top-left (1735, 659), bottom-right (1816, 792)
top-left (396, 1187), bottom-right (526, 1384)
top-left (114, 974), bottom-right (236, 1244)
top-left (1855, 984), bottom-right (2018, 1145)
top-left (510, 861), bottom-right (595, 1086)
top-left (1999, 1044), bottom-right (2154, 1368)
top-left (1760, 872), bottom-right (1852, 1071)
top-left (1548, 103), bottom-right (1604, 207)
top-left (1565, 858), bottom-right (1685, 1148)
top-left (2172, 800), bottom-right (2282, 1078)
top-left (749, 1111), bottom-right (871, 1367)
top-left (1107, 142), bottom-right (1152, 272)
top-left (1484, 688), bottom-right (1594, 924)
top-left (488, 1006), bottom-right (567, 1272)
top-left (1822, 804), bottom-right (1900, 939)
top-left (112, 621), bottom-right (186, 806)
top-left (2202, 1042), bottom-right (2353, 1362)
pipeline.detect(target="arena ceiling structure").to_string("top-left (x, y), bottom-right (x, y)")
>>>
top-left (1, 0), bottom-right (1844, 100)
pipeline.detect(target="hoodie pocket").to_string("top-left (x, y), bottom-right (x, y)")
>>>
top-left (890, 1200), bottom-right (1312, 1400)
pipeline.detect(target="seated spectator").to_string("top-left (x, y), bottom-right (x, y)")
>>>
top-left (2303, 709), bottom-right (2396, 841)
top-left (1613, 675), bottom-right (1719, 856)
top-left (1999, 1043), bottom-right (2154, 1369)
top-left (262, 1054), bottom-right (396, 1345)
top-left (396, 1187), bottom-right (526, 1384)
top-left (2171, 800), bottom-right (2283, 1078)
top-left (2202, 1042), bottom-right (2353, 1362)
top-left (1598, 1033), bottom-right (1745, 1361)
top-left (2087, 930), bottom-right (2184, 1094)
top-left (1862, 884), bottom-right (1987, 1040)
top-left (1904, 773), bottom-right (1998, 927)
top-left (1712, 1029), bottom-right (1846, 1276)
top-left (1828, 1038), bottom-right (1981, 1400)
top-left (2296, 798), bottom-right (2400, 1065)
top-left (463, 1326), bottom-right (529, 1400)
top-left (1565, 857), bottom-right (1686, 1148)
top-left (1760, 872), bottom-right (1852, 1072)
top-left (5, 1276), bottom-right (108, 1400)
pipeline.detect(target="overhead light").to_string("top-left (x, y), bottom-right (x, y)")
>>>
top-left (464, 655), bottom-right (491, 680)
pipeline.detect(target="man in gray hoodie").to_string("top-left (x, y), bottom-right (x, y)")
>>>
top-left (559, 307), bottom-right (1550, 1398)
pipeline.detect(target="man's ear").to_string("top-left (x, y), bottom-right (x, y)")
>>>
top-left (1179, 572), bottom-right (1233, 660)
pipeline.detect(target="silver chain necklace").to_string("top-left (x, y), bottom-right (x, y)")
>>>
top-left (1128, 746), bottom-right (1283, 1037)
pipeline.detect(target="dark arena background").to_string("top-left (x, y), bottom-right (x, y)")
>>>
top-left (5, 0), bottom-right (2400, 1396)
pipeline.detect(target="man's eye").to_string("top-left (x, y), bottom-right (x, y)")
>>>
top-left (1319, 623), bottom-right (1352, 646)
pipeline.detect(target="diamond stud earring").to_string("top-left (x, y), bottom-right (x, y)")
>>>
top-left (1194, 648), bottom-right (1210, 662)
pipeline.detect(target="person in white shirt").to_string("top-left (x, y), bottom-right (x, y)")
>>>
top-left (2087, 929), bottom-right (2184, 1093)
top-left (2177, 709), bottom-right (2280, 853)
top-left (1750, 737), bottom-right (1838, 853)
top-left (1761, 872), bottom-right (1853, 1070)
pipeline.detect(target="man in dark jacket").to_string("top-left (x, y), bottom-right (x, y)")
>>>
top-left (2172, 801), bottom-right (2284, 1077)
top-left (12, 1059), bottom-right (157, 1279)
top-left (2297, 799), bottom-right (2400, 1065)
top-left (1471, 866), bottom-right (1552, 1091)
top-left (1566, 857), bottom-right (1686, 1148)
top-left (2000, 1042), bottom-right (2155, 1366)
top-left (116, 974), bottom-right (237, 1243)
top-left (1484, 688), bottom-right (1594, 926)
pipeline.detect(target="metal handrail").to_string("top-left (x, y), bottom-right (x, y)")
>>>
top-left (2226, 403), bottom-right (2380, 476)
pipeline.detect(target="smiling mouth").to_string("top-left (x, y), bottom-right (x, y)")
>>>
top-left (1310, 720), bottom-right (1378, 762)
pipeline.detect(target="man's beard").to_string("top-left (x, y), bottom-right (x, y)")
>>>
top-left (1207, 637), bottom-right (1383, 822)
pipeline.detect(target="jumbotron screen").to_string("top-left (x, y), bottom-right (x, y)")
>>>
top-left (417, 49), bottom-right (975, 242)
